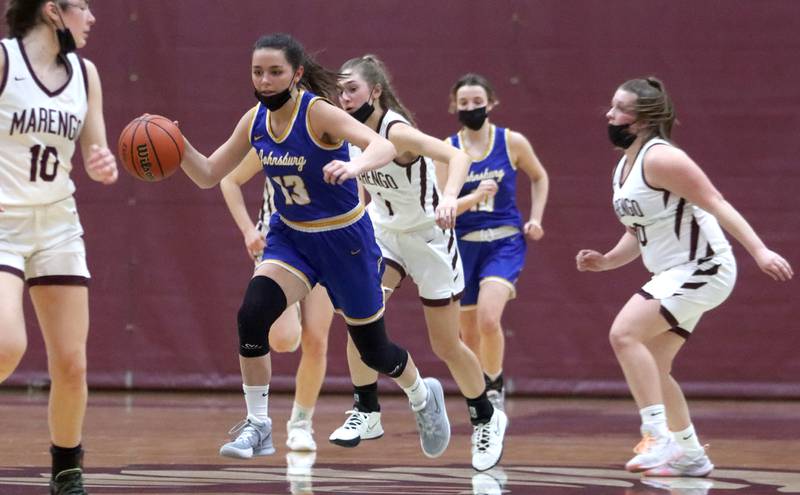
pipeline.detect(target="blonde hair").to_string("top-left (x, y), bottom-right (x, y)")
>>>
top-left (340, 54), bottom-right (416, 127)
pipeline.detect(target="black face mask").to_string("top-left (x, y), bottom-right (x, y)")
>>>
top-left (607, 123), bottom-right (637, 149)
top-left (458, 107), bottom-right (488, 131)
top-left (349, 101), bottom-right (375, 123)
top-left (56, 28), bottom-right (77, 55)
top-left (254, 85), bottom-right (293, 112)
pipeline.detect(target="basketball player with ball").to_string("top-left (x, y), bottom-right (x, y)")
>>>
top-left (179, 33), bottom-right (452, 461)
top-left (1, 1), bottom-right (116, 494)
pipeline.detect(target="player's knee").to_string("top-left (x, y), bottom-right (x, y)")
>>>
top-left (428, 331), bottom-right (461, 364)
top-left (0, 339), bottom-right (26, 380)
top-left (49, 350), bottom-right (87, 386)
top-left (348, 317), bottom-right (408, 378)
top-left (237, 276), bottom-right (287, 358)
top-left (608, 326), bottom-right (637, 353)
top-left (476, 311), bottom-right (502, 335)
top-left (300, 329), bottom-right (328, 358)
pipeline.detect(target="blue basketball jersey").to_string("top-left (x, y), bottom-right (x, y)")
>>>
top-left (249, 90), bottom-right (361, 231)
top-left (451, 125), bottom-right (522, 235)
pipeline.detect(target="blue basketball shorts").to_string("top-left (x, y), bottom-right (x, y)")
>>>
top-left (260, 214), bottom-right (385, 325)
top-left (458, 232), bottom-right (526, 308)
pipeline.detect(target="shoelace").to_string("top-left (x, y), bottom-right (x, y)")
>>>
top-left (53, 470), bottom-right (85, 495)
top-left (472, 422), bottom-right (494, 453)
top-left (342, 410), bottom-right (367, 431)
top-left (227, 419), bottom-right (261, 443)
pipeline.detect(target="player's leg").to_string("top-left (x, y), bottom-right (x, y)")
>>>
top-left (267, 303), bottom-right (302, 353)
top-left (30, 283), bottom-right (89, 493)
top-left (474, 280), bottom-right (512, 409)
top-left (221, 261), bottom-right (310, 459)
top-left (643, 324), bottom-right (714, 477)
top-left (609, 294), bottom-right (681, 472)
top-left (330, 266), bottom-right (402, 447)
top-left (0, 270), bottom-right (27, 382)
top-left (424, 301), bottom-right (505, 470)
top-left (286, 283), bottom-right (333, 451)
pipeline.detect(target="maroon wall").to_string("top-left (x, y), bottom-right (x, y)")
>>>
top-left (7, 1), bottom-right (798, 397)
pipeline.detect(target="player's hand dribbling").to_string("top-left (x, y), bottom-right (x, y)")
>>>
top-left (524, 219), bottom-right (544, 241)
top-left (435, 195), bottom-right (457, 229)
top-left (86, 144), bottom-right (118, 185)
top-left (576, 249), bottom-right (609, 272)
top-left (323, 160), bottom-right (360, 185)
top-left (753, 247), bottom-right (794, 282)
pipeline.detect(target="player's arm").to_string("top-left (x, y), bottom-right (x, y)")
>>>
top-left (576, 230), bottom-right (641, 272)
top-left (645, 146), bottom-right (793, 281)
top-left (220, 149), bottom-right (265, 258)
top-left (308, 101), bottom-right (396, 184)
top-left (389, 124), bottom-right (469, 228)
top-left (181, 110), bottom-right (253, 189)
top-left (78, 58), bottom-right (117, 185)
top-left (509, 130), bottom-right (549, 241)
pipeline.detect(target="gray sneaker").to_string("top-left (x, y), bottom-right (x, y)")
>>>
top-left (411, 377), bottom-right (450, 458)
top-left (219, 415), bottom-right (275, 459)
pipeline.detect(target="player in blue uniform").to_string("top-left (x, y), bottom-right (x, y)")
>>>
top-left (178, 33), bottom-right (451, 460)
top-left (448, 73), bottom-right (550, 412)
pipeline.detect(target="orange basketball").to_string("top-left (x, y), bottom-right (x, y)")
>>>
top-left (118, 115), bottom-right (184, 182)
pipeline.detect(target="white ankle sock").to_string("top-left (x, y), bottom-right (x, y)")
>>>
top-left (403, 372), bottom-right (428, 408)
top-left (290, 402), bottom-right (314, 424)
top-left (640, 404), bottom-right (669, 436)
top-left (673, 424), bottom-right (704, 455)
top-left (243, 384), bottom-right (269, 422)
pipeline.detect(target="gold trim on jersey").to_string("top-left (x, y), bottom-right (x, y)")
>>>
top-left (338, 306), bottom-right (385, 326)
top-left (504, 128), bottom-right (518, 171)
top-left (479, 276), bottom-right (517, 299)
top-left (246, 104), bottom-right (260, 145)
top-left (257, 259), bottom-right (313, 292)
top-left (267, 90), bottom-right (304, 143)
top-left (279, 203), bottom-right (364, 233)
top-left (460, 226), bottom-right (519, 242)
top-left (458, 124), bottom-right (496, 162)
top-left (306, 97), bottom-right (345, 150)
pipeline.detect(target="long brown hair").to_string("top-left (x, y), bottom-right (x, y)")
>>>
top-left (340, 54), bottom-right (416, 127)
top-left (253, 33), bottom-right (341, 105)
top-left (5, 0), bottom-right (71, 38)
top-left (619, 77), bottom-right (676, 141)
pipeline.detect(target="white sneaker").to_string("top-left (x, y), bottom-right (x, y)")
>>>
top-left (625, 424), bottom-right (682, 472)
top-left (328, 410), bottom-right (383, 447)
top-left (641, 477), bottom-right (714, 494)
top-left (219, 415), bottom-right (275, 459)
top-left (471, 408), bottom-right (508, 471)
top-left (644, 448), bottom-right (714, 477)
top-left (286, 419), bottom-right (317, 451)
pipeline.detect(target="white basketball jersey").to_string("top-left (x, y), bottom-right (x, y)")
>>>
top-left (612, 138), bottom-right (730, 274)
top-left (0, 38), bottom-right (87, 206)
top-left (352, 109), bottom-right (440, 231)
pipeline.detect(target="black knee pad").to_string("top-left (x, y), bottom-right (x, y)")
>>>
top-left (237, 276), bottom-right (287, 357)
top-left (347, 317), bottom-right (408, 378)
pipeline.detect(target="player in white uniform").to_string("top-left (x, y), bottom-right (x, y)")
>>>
top-left (577, 77), bottom-right (793, 476)
top-left (219, 150), bottom-right (334, 456)
top-left (332, 55), bottom-right (507, 472)
top-left (0, 1), bottom-right (117, 494)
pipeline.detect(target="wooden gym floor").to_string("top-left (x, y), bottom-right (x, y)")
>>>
top-left (0, 390), bottom-right (798, 494)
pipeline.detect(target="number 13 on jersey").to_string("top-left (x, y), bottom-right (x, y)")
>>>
top-left (272, 175), bottom-right (311, 206)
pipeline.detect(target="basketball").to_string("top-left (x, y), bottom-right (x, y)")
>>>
top-left (118, 115), bottom-right (184, 182)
